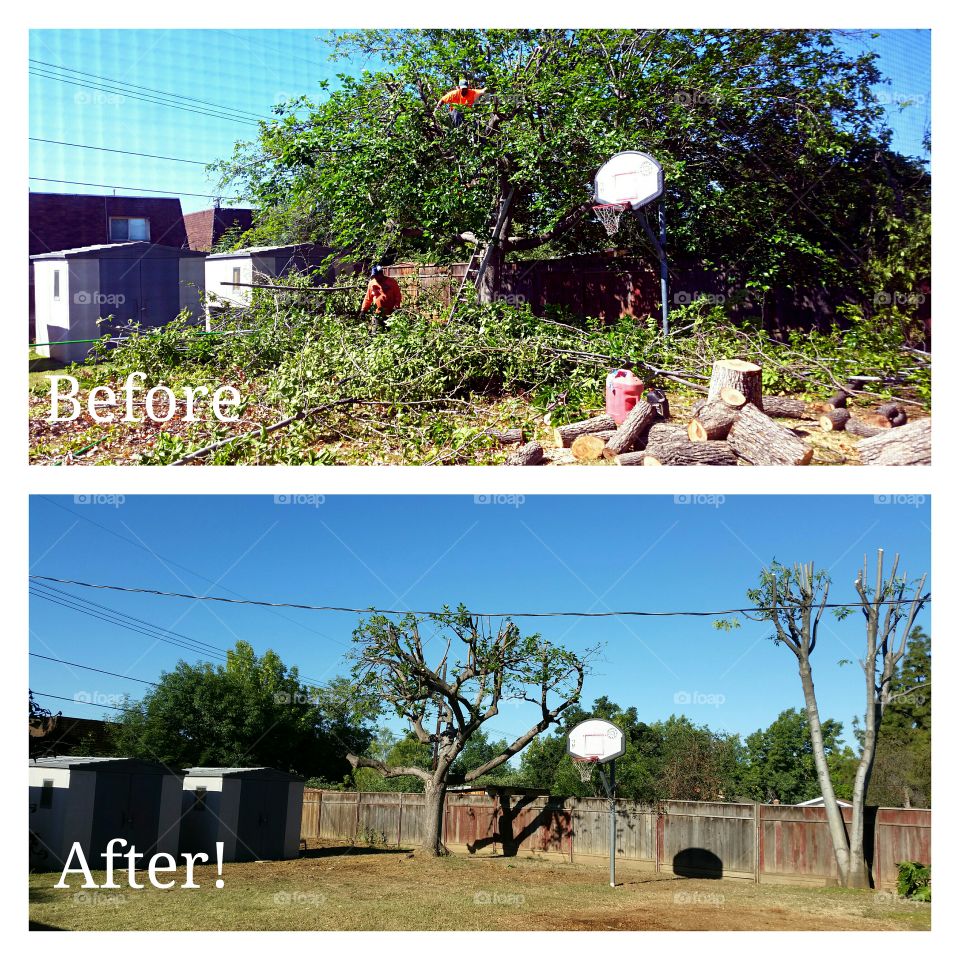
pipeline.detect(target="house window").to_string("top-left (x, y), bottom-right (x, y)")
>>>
top-left (193, 786), bottom-right (207, 811)
top-left (109, 217), bottom-right (150, 242)
top-left (232, 267), bottom-right (242, 287)
top-left (53, 270), bottom-right (60, 301)
top-left (40, 779), bottom-right (54, 809)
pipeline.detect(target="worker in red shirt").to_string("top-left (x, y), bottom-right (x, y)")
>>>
top-left (435, 78), bottom-right (487, 128)
top-left (360, 265), bottom-right (402, 333)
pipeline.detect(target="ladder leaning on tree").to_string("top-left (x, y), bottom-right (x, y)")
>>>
top-left (446, 185), bottom-right (515, 323)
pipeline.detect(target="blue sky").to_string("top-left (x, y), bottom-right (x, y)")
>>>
top-left (28, 29), bottom-right (930, 215)
top-left (29, 495), bottom-right (931, 751)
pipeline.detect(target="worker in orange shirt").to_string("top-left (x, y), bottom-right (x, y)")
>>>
top-left (435, 78), bottom-right (488, 129)
top-left (360, 265), bottom-right (402, 333)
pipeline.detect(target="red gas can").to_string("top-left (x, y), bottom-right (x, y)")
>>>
top-left (605, 369), bottom-right (645, 425)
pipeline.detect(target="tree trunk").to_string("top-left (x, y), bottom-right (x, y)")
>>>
top-left (687, 400), bottom-right (740, 441)
top-left (420, 781), bottom-right (449, 856)
top-left (762, 396), bottom-right (815, 419)
top-left (552, 414), bottom-right (617, 448)
top-left (645, 421), bottom-right (737, 466)
top-left (602, 399), bottom-right (658, 459)
top-left (483, 428), bottom-right (525, 445)
top-left (707, 359), bottom-right (763, 408)
top-left (477, 187), bottom-right (514, 304)
top-left (797, 660), bottom-right (852, 882)
top-left (845, 418), bottom-right (883, 439)
top-left (570, 431), bottom-right (615, 462)
top-left (727, 404), bottom-right (813, 465)
top-left (819, 409), bottom-right (851, 432)
top-left (505, 441), bottom-right (544, 465)
top-left (857, 419), bottom-right (931, 466)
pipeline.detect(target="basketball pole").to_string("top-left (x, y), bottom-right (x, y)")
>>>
top-left (597, 760), bottom-right (617, 888)
top-left (636, 206), bottom-right (670, 337)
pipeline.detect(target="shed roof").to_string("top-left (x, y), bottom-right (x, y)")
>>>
top-left (31, 241), bottom-right (205, 261)
top-left (185, 766), bottom-right (304, 781)
top-left (205, 243), bottom-right (328, 260)
top-left (30, 756), bottom-right (183, 774)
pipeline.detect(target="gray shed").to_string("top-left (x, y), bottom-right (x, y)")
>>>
top-left (29, 757), bottom-right (184, 870)
top-left (203, 243), bottom-right (341, 323)
top-left (180, 767), bottom-right (305, 862)
top-left (31, 241), bottom-right (206, 363)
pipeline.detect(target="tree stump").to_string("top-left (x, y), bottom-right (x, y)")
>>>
top-left (707, 359), bottom-right (763, 408)
top-left (570, 431), bottom-right (615, 462)
top-left (818, 408), bottom-right (851, 432)
top-left (505, 441), bottom-right (544, 465)
top-left (688, 400), bottom-right (740, 442)
top-left (601, 400), bottom-right (658, 459)
top-left (727, 403), bottom-right (813, 465)
top-left (552, 414), bottom-right (617, 448)
top-left (857, 419), bottom-right (931, 466)
top-left (762, 396), bottom-right (814, 419)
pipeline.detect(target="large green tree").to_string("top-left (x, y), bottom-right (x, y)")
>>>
top-left (219, 29), bottom-right (928, 313)
top-left (111, 641), bottom-right (372, 780)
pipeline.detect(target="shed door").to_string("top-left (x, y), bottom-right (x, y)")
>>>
top-left (138, 257), bottom-right (179, 327)
top-left (98, 259), bottom-right (141, 329)
top-left (236, 780), bottom-right (289, 861)
top-left (89, 772), bottom-right (163, 864)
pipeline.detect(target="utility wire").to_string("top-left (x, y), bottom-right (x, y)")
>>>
top-left (29, 652), bottom-right (156, 687)
top-left (31, 691), bottom-right (126, 712)
top-left (28, 575), bottom-right (932, 620)
top-left (30, 137), bottom-right (211, 166)
top-left (28, 177), bottom-right (243, 201)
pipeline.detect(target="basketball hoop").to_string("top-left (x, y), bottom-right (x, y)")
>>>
top-left (573, 756), bottom-right (600, 784)
top-left (592, 202), bottom-right (629, 237)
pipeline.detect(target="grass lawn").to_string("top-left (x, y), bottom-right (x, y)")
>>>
top-left (28, 841), bottom-right (931, 931)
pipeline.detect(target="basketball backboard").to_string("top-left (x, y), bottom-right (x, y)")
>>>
top-left (567, 719), bottom-right (626, 762)
top-left (593, 151), bottom-right (664, 210)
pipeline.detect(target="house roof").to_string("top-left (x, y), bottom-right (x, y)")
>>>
top-left (184, 207), bottom-right (255, 252)
top-left (31, 241), bottom-right (205, 261)
top-left (185, 766), bottom-right (304, 781)
top-left (29, 192), bottom-right (188, 255)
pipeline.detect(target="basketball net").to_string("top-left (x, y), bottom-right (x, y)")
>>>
top-left (592, 202), bottom-right (629, 237)
top-left (573, 757), bottom-right (599, 784)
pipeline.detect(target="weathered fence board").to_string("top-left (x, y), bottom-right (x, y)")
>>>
top-left (661, 801), bottom-right (756, 879)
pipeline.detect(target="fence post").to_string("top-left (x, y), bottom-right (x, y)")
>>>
top-left (753, 803), bottom-right (761, 884)
top-left (355, 791), bottom-right (361, 841)
top-left (318, 789), bottom-right (324, 840)
top-left (398, 792), bottom-right (403, 848)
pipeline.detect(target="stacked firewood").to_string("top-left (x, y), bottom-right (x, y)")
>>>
top-left (539, 359), bottom-right (930, 466)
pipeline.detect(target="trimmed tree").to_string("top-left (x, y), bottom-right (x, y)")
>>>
top-left (345, 606), bottom-right (587, 855)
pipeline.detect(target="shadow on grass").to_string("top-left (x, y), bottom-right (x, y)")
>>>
top-left (28, 920), bottom-right (65, 931)
top-left (299, 845), bottom-right (415, 859)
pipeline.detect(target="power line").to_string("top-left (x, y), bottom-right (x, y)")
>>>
top-left (29, 652), bottom-right (156, 687)
top-left (28, 575), bottom-right (931, 620)
top-left (28, 177), bottom-right (243, 201)
top-left (31, 691), bottom-right (126, 712)
top-left (30, 137), bottom-right (211, 166)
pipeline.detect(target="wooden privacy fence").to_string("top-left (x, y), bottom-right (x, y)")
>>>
top-left (301, 790), bottom-right (930, 889)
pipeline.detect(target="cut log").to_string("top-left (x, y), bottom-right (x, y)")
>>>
top-left (762, 396), bottom-right (815, 420)
top-left (828, 390), bottom-right (850, 409)
top-left (877, 402), bottom-right (908, 427)
top-left (614, 451), bottom-right (647, 466)
top-left (643, 436), bottom-right (737, 466)
top-left (483, 427), bottom-right (524, 445)
top-left (688, 400), bottom-right (740, 442)
top-left (707, 359), bottom-right (763, 409)
top-left (552, 414), bottom-right (617, 448)
top-left (505, 441), bottom-right (544, 465)
top-left (601, 400), bottom-right (658, 459)
top-left (819, 408), bottom-right (851, 432)
top-left (845, 418), bottom-right (883, 439)
top-left (571, 431), bottom-right (615, 462)
top-left (857, 419), bottom-right (931, 466)
top-left (718, 387), bottom-right (749, 409)
top-left (727, 403), bottom-right (813, 465)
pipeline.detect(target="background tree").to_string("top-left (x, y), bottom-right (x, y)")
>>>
top-left (344, 606), bottom-right (587, 855)
top-left (218, 29), bottom-right (928, 317)
top-left (722, 550), bottom-right (928, 887)
top-left (111, 641), bottom-right (372, 780)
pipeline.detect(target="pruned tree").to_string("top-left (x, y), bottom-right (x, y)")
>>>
top-left (345, 606), bottom-right (587, 855)
top-left (723, 549), bottom-right (928, 887)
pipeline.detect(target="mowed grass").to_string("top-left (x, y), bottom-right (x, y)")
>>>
top-left (28, 841), bottom-right (930, 931)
